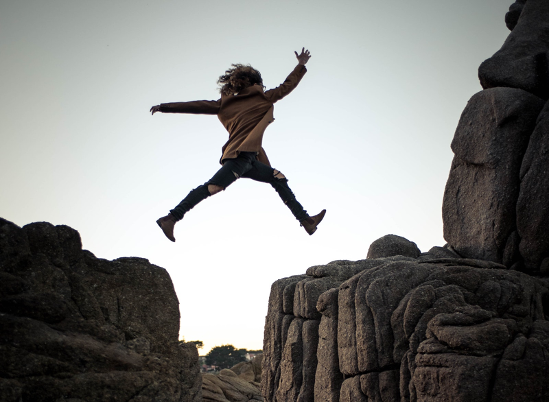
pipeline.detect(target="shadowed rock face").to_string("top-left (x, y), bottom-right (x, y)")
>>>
top-left (0, 218), bottom-right (201, 402)
top-left (443, 0), bottom-right (549, 274)
top-left (261, 252), bottom-right (549, 401)
top-left (505, 0), bottom-right (527, 31)
top-left (517, 101), bottom-right (549, 271)
top-left (479, 0), bottom-right (549, 99)
top-left (442, 87), bottom-right (544, 265)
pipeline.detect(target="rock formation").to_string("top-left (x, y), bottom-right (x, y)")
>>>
top-left (261, 1), bottom-right (549, 400)
top-left (202, 354), bottom-right (263, 401)
top-left (367, 235), bottom-right (421, 260)
top-left (0, 218), bottom-right (201, 402)
top-left (448, 0), bottom-right (549, 272)
top-left (262, 252), bottom-right (549, 401)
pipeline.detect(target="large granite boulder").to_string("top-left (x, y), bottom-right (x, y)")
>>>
top-left (505, 0), bottom-right (527, 31)
top-left (443, 0), bottom-right (549, 273)
top-left (0, 218), bottom-right (201, 402)
top-left (517, 101), bottom-right (549, 271)
top-left (479, 0), bottom-right (549, 99)
top-left (366, 234), bottom-right (421, 259)
top-left (261, 252), bottom-right (549, 401)
top-left (442, 87), bottom-right (544, 265)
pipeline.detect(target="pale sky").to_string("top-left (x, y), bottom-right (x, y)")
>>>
top-left (1, 0), bottom-right (512, 354)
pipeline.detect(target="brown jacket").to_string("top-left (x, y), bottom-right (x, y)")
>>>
top-left (159, 64), bottom-right (307, 166)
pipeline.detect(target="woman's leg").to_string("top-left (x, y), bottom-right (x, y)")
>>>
top-left (170, 154), bottom-right (255, 220)
top-left (242, 160), bottom-right (309, 221)
top-left (157, 154), bottom-right (254, 241)
top-left (243, 158), bottom-right (326, 234)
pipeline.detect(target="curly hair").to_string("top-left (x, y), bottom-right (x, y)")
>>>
top-left (217, 64), bottom-right (264, 96)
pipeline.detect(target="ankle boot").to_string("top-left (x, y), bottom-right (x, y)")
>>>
top-left (157, 213), bottom-right (177, 242)
top-left (300, 209), bottom-right (326, 235)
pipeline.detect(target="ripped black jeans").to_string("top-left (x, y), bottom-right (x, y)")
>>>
top-left (169, 152), bottom-right (308, 221)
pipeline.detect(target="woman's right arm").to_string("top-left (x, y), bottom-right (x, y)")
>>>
top-left (150, 99), bottom-right (221, 115)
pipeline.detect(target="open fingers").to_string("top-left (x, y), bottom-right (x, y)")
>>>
top-left (295, 48), bottom-right (311, 56)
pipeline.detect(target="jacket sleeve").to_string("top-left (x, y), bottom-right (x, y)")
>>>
top-left (159, 99), bottom-right (221, 114)
top-left (264, 65), bottom-right (307, 103)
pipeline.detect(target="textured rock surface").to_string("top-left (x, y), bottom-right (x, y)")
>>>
top-left (443, 0), bottom-right (549, 273)
top-left (366, 234), bottom-right (421, 259)
top-left (202, 355), bottom-right (263, 401)
top-left (442, 87), bottom-right (544, 264)
top-left (0, 218), bottom-right (201, 402)
top-left (479, 0), bottom-right (549, 99)
top-left (517, 101), bottom-right (549, 271)
top-left (505, 0), bottom-right (527, 31)
top-left (262, 252), bottom-right (549, 401)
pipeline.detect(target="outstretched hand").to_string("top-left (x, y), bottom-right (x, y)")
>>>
top-left (150, 105), bottom-right (161, 115)
top-left (295, 47), bottom-right (311, 65)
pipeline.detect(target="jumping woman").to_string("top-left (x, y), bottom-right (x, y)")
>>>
top-left (151, 48), bottom-right (326, 242)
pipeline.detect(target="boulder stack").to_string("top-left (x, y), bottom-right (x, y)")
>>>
top-left (0, 218), bottom-right (201, 402)
top-left (445, 0), bottom-right (549, 272)
top-left (262, 247), bottom-right (549, 401)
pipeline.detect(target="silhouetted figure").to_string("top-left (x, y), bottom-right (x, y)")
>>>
top-left (151, 48), bottom-right (325, 242)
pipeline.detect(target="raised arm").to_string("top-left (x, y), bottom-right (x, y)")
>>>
top-left (264, 48), bottom-right (311, 103)
top-left (150, 99), bottom-right (221, 115)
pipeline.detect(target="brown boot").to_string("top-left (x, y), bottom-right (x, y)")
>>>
top-left (300, 209), bottom-right (326, 235)
top-left (156, 213), bottom-right (177, 242)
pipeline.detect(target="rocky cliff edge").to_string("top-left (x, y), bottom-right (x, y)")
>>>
top-left (0, 218), bottom-right (201, 402)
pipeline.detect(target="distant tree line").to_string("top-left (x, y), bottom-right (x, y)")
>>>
top-left (205, 344), bottom-right (262, 369)
top-left (179, 339), bottom-right (262, 369)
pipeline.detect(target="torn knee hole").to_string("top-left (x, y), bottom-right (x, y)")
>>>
top-left (273, 170), bottom-right (286, 180)
top-left (232, 171), bottom-right (240, 179)
top-left (208, 184), bottom-right (224, 195)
